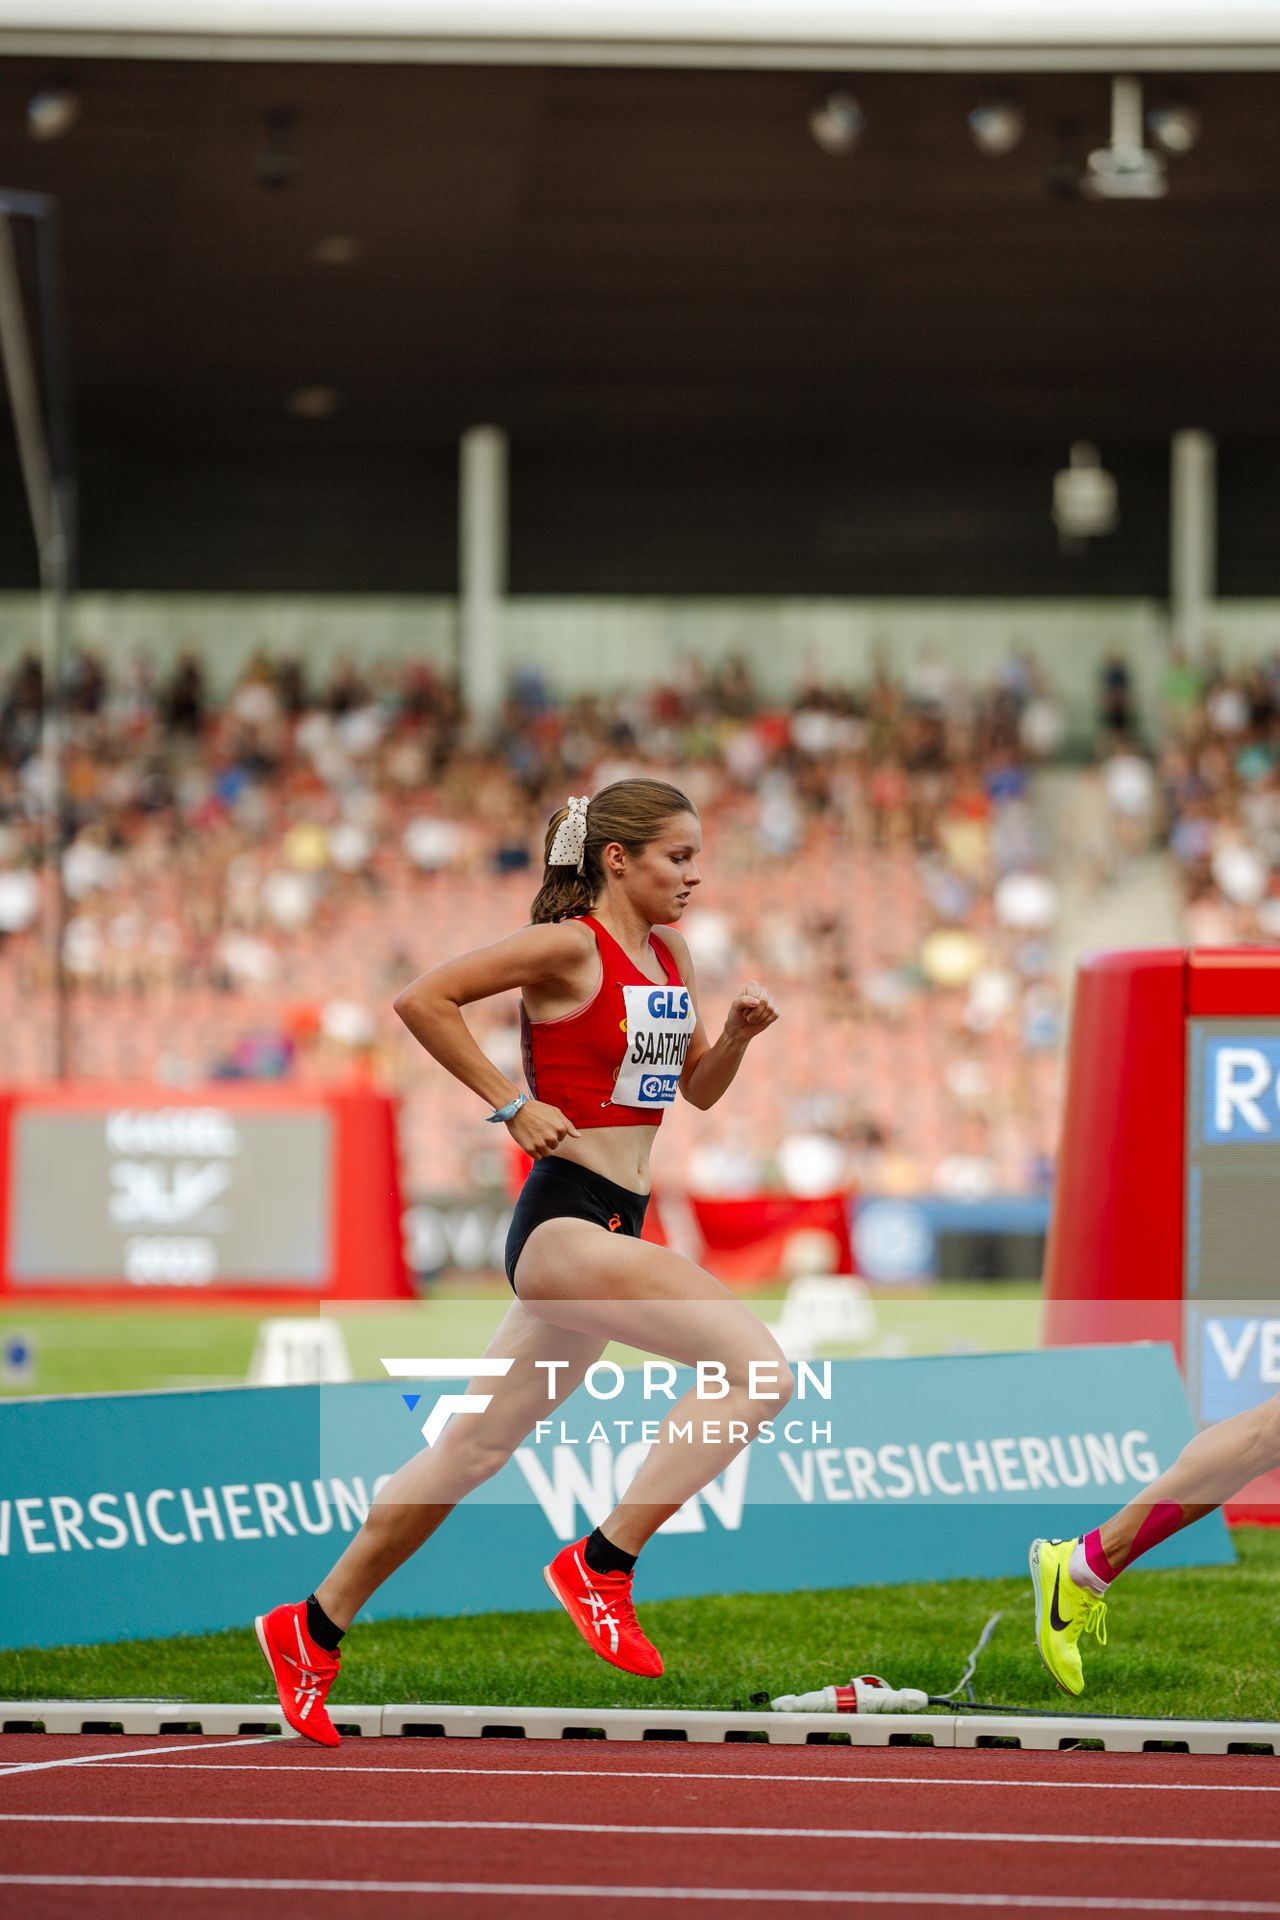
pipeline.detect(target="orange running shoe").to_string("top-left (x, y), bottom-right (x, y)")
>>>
top-left (254, 1601), bottom-right (342, 1748)
top-left (543, 1537), bottom-right (664, 1678)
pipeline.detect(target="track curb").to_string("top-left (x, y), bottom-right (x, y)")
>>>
top-left (1, 1700), bottom-right (1278, 1753)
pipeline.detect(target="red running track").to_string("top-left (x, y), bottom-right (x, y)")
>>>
top-left (1, 1733), bottom-right (1278, 1919)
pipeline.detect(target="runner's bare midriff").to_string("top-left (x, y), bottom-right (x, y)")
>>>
top-left (521, 918), bottom-right (666, 1194)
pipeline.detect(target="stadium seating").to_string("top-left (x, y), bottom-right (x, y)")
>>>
top-left (0, 649), bottom-right (1064, 1197)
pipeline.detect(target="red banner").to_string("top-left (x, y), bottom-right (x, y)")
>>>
top-left (644, 1189), bottom-right (855, 1288)
top-left (508, 1146), bottom-right (853, 1288)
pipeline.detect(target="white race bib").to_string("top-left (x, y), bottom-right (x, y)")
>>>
top-left (609, 981), bottom-right (696, 1109)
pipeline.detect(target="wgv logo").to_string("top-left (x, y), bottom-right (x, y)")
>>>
top-left (381, 1357), bottom-right (514, 1446)
top-left (1205, 1038), bottom-right (1280, 1143)
top-left (514, 1443), bottom-right (749, 1540)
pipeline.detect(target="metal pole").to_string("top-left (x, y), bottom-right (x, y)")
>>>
top-left (35, 203), bottom-right (76, 1080)
top-left (0, 211), bottom-right (53, 551)
top-left (39, 517), bottom-right (72, 1078)
top-left (1170, 429), bottom-right (1216, 661)
top-left (0, 195), bottom-right (76, 1076)
top-left (458, 424), bottom-right (508, 747)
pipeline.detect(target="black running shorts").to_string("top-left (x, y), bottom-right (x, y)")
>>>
top-left (505, 1156), bottom-right (649, 1293)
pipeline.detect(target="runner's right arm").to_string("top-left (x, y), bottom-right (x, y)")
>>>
top-left (393, 923), bottom-right (585, 1153)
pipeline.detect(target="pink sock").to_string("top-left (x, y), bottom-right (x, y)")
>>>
top-left (1071, 1503), bottom-right (1184, 1593)
top-left (1069, 1528), bottom-right (1115, 1596)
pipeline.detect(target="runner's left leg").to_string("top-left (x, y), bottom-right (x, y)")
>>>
top-left (513, 1217), bottom-right (793, 1557)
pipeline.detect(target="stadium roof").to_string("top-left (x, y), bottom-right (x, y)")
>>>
top-left (4, 0), bottom-right (1280, 68)
top-left (0, 55), bottom-right (1277, 593)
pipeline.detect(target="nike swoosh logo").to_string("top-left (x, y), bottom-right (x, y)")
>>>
top-left (1049, 1565), bottom-right (1072, 1633)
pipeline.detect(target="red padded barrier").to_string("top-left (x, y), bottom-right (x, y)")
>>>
top-left (1042, 950), bottom-right (1186, 1356)
top-left (1044, 948), bottom-right (1280, 1524)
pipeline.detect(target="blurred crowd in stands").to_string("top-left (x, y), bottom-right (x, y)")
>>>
top-left (5, 631), bottom-right (1270, 1198)
top-left (1040, 645), bottom-right (1280, 949)
top-left (1087, 647), bottom-right (1280, 947)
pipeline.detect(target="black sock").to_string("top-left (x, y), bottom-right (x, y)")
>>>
top-left (305, 1594), bottom-right (345, 1652)
top-left (583, 1527), bottom-right (637, 1577)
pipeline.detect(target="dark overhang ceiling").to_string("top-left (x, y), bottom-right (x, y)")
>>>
top-left (0, 58), bottom-right (1277, 594)
top-left (0, 58), bottom-right (1277, 452)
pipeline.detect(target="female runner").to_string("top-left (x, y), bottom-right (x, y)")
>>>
top-left (256, 777), bottom-right (790, 1745)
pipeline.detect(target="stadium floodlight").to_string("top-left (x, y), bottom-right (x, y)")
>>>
top-left (0, 190), bottom-right (77, 1076)
top-left (808, 92), bottom-right (863, 156)
top-left (1052, 441), bottom-right (1119, 546)
top-left (289, 385), bottom-right (341, 418)
top-left (27, 90), bottom-right (80, 141)
top-left (968, 103), bottom-right (1024, 157)
top-left (312, 233), bottom-right (362, 266)
top-left (1148, 103), bottom-right (1202, 155)
top-left (1083, 75), bottom-right (1167, 200)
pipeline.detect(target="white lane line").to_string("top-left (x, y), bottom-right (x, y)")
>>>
top-left (0, 1814), bottom-right (1275, 1849)
top-left (0, 1879), bottom-right (1277, 1911)
top-left (0, 1736), bottom-right (277, 1779)
top-left (67, 1762), bottom-right (1280, 1793)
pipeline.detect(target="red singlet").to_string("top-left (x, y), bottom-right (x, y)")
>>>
top-left (520, 913), bottom-right (696, 1130)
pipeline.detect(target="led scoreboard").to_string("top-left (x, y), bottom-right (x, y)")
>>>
top-left (1044, 949), bottom-right (1280, 1518)
top-left (0, 1083), bottom-right (411, 1300)
top-left (1186, 1020), bottom-right (1280, 1424)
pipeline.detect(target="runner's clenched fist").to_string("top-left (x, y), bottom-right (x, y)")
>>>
top-left (725, 980), bottom-right (779, 1041)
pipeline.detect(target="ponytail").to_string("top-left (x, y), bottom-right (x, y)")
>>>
top-left (529, 799), bottom-right (596, 924)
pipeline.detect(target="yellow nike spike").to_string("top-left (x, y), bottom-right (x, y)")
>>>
top-left (1029, 1536), bottom-right (1109, 1698)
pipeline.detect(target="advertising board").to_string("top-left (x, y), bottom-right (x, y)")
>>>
top-left (0, 1344), bottom-right (1229, 1650)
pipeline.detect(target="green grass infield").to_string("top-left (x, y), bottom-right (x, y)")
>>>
top-left (2, 1528), bottom-right (1276, 1725)
top-left (0, 1286), bottom-right (1043, 1399)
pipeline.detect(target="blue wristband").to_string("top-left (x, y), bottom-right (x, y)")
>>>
top-left (485, 1092), bottom-right (528, 1125)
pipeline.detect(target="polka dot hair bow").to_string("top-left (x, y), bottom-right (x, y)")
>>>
top-left (548, 794), bottom-right (590, 873)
